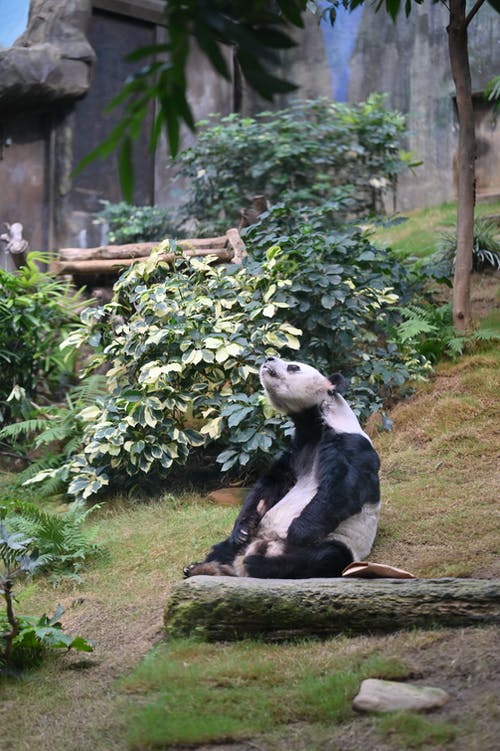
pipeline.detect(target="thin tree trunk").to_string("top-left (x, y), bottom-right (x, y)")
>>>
top-left (447, 0), bottom-right (476, 331)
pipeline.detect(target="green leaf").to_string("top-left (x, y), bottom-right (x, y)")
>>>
top-left (384, 0), bottom-right (402, 21)
top-left (486, 0), bottom-right (500, 13)
top-left (118, 137), bottom-right (134, 204)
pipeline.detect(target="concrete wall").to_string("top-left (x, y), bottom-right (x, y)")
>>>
top-left (348, 3), bottom-right (500, 210)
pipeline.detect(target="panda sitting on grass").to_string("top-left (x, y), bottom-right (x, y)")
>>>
top-left (184, 356), bottom-right (380, 579)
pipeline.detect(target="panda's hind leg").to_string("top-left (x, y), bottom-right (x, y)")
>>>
top-left (243, 540), bottom-right (353, 579)
top-left (183, 536), bottom-right (239, 578)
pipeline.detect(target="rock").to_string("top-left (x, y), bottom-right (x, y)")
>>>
top-left (353, 679), bottom-right (450, 713)
top-left (0, 0), bottom-right (95, 107)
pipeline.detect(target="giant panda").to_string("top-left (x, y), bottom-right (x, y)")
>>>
top-left (184, 356), bottom-right (381, 579)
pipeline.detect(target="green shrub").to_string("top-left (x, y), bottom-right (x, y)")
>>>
top-left (243, 203), bottom-right (431, 410)
top-left (28, 215), bottom-right (431, 502)
top-left (43, 248), bottom-right (301, 501)
top-left (437, 218), bottom-right (500, 274)
top-left (94, 202), bottom-right (180, 244)
top-left (0, 254), bottom-right (82, 426)
top-left (175, 95), bottom-right (413, 235)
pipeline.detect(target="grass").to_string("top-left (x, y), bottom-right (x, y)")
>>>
top-left (376, 712), bottom-right (458, 748)
top-left (370, 199), bottom-right (500, 260)
top-left (121, 641), bottom-right (411, 748)
top-left (1, 344), bottom-right (498, 751)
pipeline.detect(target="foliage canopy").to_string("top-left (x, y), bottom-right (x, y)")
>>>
top-left (175, 95), bottom-right (411, 235)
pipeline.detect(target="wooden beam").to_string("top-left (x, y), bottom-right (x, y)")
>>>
top-left (58, 235), bottom-right (229, 261)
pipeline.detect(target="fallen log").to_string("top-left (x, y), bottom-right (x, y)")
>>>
top-left (51, 247), bottom-right (234, 276)
top-left (57, 235), bottom-right (229, 261)
top-left (51, 228), bottom-right (246, 282)
top-left (164, 576), bottom-right (500, 642)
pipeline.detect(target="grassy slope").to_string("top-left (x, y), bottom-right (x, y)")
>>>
top-left (1, 346), bottom-right (498, 751)
top-left (1, 200), bottom-right (499, 750)
top-left (369, 199), bottom-right (500, 260)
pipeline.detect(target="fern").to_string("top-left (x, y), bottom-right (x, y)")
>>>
top-left (0, 499), bottom-right (103, 577)
top-left (395, 304), bottom-right (467, 362)
top-left (2, 375), bottom-right (107, 499)
top-left (0, 419), bottom-right (51, 441)
top-left (396, 308), bottom-right (438, 342)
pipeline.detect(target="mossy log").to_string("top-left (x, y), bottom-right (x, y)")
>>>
top-left (164, 576), bottom-right (500, 641)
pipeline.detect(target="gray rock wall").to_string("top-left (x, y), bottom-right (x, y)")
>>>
top-left (348, 3), bottom-right (500, 210)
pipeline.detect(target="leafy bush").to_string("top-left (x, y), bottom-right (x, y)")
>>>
top-left (94, 202), bottom-right (180, 244)
top-left (0, 254), bottom-right (82, 426)
top-left (243, 203), bottom-right (431, 408)
top-left (175, 95), bottom-right (414, 235)
top-left (0, 375), bottom-right (107, 497)
top-left (47, 249), bottom-right (300, 501)
top-left (0, 514), bottom-right (94, 671)
top-left (28, 213), bottom-right (432, 502)
top-left (437, 218), bottom-right (500, 274)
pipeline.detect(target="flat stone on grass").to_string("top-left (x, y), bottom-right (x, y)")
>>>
top-left (353, 678), bottom-right (450, 713)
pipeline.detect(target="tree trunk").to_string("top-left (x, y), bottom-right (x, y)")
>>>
top-left (164, 576), bottom-right (500, 641)
top-left (447, 0), bottom-right (476, 331)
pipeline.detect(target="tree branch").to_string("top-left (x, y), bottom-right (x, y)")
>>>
top-left (465, 0), bottom-right (487, 27)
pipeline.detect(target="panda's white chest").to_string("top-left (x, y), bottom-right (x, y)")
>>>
top-left (258, 458), bottom-right (319, 540)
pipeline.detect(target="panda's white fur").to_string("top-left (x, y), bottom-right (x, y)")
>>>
top-left (184, 356), bottom-right (381, 579)
top-left (260, 356), bottom-right (373, 444)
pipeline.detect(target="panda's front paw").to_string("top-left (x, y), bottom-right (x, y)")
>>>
top-left (231, 527), bottom-right (250, 546)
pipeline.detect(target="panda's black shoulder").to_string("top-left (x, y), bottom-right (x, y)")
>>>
top-left (322, 429), bottom-right (380, 469)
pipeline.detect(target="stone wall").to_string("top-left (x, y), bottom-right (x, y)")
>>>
top-left (348, 3), bottom-right (500, 210)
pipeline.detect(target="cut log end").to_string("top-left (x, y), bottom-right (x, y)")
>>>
top-left (164, 576), bottom-right (500, 642)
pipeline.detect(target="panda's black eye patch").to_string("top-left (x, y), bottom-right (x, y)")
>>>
top-left (287, 364), bottom-right (301, 373)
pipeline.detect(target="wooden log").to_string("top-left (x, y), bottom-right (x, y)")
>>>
top-left (51, 247), bottom-right (234, 276)
top-left (164, 576), bottom-right (500, 642)
top-left (226, 227), bottom-right (247, 263)
top-left (58, 235), bottom-right (229, 261)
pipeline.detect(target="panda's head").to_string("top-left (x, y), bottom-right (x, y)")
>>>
top-left (259, 356), bottom-right (347, 415)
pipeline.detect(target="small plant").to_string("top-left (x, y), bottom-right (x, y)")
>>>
top-left (94, 202), bottom-right (180, 244)
top-left (437, 218), bottom-right (500, 274)
top-left (0, 253), bottom-right (82, 427)
top-left (395, 304), bottom-right (467, 362)
top-left (394, 302), bottom-right (499, 362)
top-left (0, 375), bottom-right (107, 497)
top-left (0, 498), bottom-right (102, 582)
top-left (0, 516), bottom-right (94, 673)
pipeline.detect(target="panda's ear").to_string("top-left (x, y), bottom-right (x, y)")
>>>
top-left (327, 373), bottom-right (349, 396)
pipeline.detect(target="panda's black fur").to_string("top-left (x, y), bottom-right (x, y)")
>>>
top-left (184, 356), bottom-right (381, 579)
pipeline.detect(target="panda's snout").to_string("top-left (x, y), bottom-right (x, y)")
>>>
top-left (262, 356), bottom-right (280, 378)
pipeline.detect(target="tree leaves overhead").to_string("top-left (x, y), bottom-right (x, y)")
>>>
top-left (77, 0), bottom-right (309, 200)
top-left (77, 0), bottom-right (499, 201)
